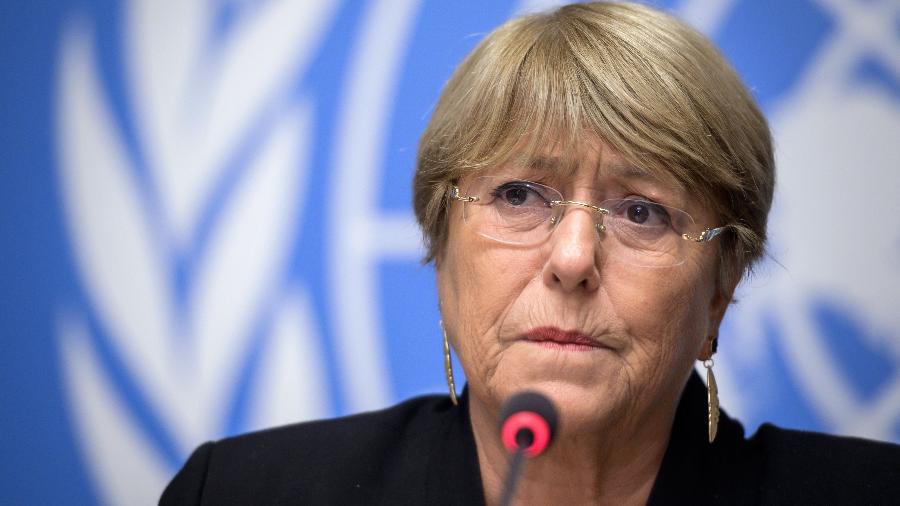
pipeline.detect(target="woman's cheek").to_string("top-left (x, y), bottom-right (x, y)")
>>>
top-left (606, 266), bottom-right (705, 369)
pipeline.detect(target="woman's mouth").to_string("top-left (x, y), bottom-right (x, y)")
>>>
top-left (522, 327), bottom-right (607, 352)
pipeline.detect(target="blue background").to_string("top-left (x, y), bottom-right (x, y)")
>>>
top-left (2, 1), bottom-right (898, 504)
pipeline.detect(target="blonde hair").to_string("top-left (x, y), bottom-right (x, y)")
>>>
top-left (413, 1), bottom-right (775, 292)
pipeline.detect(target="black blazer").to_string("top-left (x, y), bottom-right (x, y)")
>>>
top-left (161, 372), bottom-right (900, 505)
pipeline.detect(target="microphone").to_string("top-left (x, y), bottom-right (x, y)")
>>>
top-left (497, 391), bottom-right (559, 506)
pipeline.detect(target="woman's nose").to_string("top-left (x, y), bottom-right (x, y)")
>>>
top-left (542, 207), bottom-right (601, 292)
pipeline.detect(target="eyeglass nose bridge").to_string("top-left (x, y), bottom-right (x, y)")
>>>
top-left (548, 200), bottom-right (611, 233)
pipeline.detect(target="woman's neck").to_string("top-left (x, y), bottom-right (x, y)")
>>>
top-left (468, 393), bottom-right (676, 506)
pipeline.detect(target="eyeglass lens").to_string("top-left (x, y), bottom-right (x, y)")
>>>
top-left (460, 176), bottom-right (702, 267)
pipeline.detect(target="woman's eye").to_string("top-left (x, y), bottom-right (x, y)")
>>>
top-left (627, 203), bottom-right (651, 223)
top-left (621, 200), bottom-right (670, 226)
top-left (504, 186), bottom-right (529, 205)
top-left (492, 182), bottom-right (545, 207)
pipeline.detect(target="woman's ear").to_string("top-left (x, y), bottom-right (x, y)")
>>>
top-left (706, 270), bottom-right (739, 353)
top-left (699, 334), bottom-right (718, 361)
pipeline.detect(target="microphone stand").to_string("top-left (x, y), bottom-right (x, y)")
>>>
top-left (498, 447), bottom-right (526, 506)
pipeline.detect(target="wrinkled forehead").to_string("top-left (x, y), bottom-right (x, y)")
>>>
top-left (488, 138), bottom-right (688, 193)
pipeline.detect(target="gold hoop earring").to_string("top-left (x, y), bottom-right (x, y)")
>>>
top-left (703, 357), bottom-right (719, 443)
top-left (441, 321), bottom-right (459, 405)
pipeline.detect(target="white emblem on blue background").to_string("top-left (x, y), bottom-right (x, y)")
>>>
top-left (56, 2), bottom-right (342, 503)
top-left (697, 0), bottom-right (900, 442)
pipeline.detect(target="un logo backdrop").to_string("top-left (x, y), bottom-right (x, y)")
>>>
top-left (0, 0), bottom-right (897, 504)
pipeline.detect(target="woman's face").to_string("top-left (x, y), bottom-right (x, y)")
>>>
top-left (436, 139), bottom-right (731, 435)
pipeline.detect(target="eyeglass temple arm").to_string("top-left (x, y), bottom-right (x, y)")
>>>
top-left (682, 226), bottom-right (729, 243)
top-left (449, 186), bottom-right (478, 202)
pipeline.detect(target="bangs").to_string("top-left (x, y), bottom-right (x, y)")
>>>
top-left (477, 22), bottom-right (589, 178)
top-left (446, 11), bottom-right (730, 199)
top-left (427, 16), bottom-right (588, 178)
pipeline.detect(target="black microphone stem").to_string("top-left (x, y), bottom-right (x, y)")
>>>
top-left (498, 448), bottom-right (526, 506)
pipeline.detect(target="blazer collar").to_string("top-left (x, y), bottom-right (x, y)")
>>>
top-left (648, 370), bottom-right (757, 504)
top-left (426, 386), bottom-right (487, 505)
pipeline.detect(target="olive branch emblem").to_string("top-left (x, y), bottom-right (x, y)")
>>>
top-left (56, 2), bottom-right (338, 503)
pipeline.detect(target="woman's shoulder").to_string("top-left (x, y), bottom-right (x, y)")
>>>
top-left (747, 423), bottom-right (900, 502)
top-left (751, 422), bottom-right (900, 462)
top-left (160, 394), bottom-right (461, 505)
top-left (219, 392), bottom-right (456, 453)
top-left (655, 372), bottom-right (899, 504)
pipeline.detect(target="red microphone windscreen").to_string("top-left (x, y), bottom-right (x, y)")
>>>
top-left (499, 391), bottom-right (559, 457)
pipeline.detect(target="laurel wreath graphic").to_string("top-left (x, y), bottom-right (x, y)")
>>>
top-left (56, 2), bottom-right (338, 504)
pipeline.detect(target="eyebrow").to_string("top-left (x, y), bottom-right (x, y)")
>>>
top-left (523, 155), bottom-right (568, 173)
top-left (605, 163), bottom-right (652, 179)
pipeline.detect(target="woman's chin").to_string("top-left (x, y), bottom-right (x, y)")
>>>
top-left (493, 342), bottom-right (624, 390)
top-left (483, 370), bottom-right (628, 432)
top-left (533, 383), bottom-right (625, 435)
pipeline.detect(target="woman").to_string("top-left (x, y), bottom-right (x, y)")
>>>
top-left (161, 2), bottom-right (899, 504)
